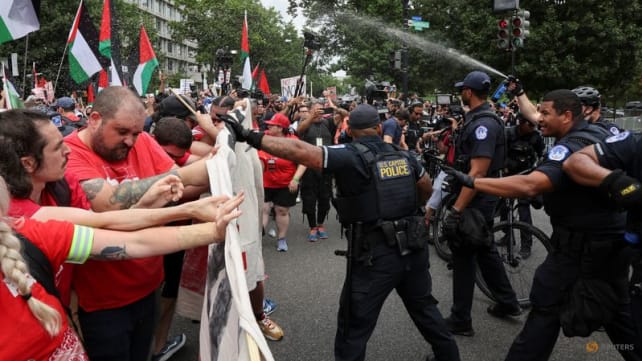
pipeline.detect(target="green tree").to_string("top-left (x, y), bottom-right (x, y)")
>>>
top-left (0, 0), bottom-right (155, 98)
top-left (171, 0), bottom-right (302, 95)
top-left (286, 0), bottom-right (642, 101)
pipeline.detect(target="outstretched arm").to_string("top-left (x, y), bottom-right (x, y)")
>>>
top-left (87, 193), bottom-right (244, 260)
top-left (562, 145), bottom-right (608, 187)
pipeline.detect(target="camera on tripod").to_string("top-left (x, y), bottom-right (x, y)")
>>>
top-left (303, 31), bottom-right (321, 50)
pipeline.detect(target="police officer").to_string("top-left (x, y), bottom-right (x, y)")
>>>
top-left (446, 89), bottom-right (641, 360)
top-left (502, 112), bottom-right (546, 258)
top-left (564, 130), bottom-right (642, 352)
top-left (225, 104), bottom-right (460, 361)
top-left (572, 86), bottom-right (623, 135)
top-left (443, 71), bottom-right (521, 336)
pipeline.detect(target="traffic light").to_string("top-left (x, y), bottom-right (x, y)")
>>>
top-left (496, 18), bottom-right (510, 49)
top-left (388, 50), bottom-right (401, 70)
top-left (511, 10), bottom-right (530, 48)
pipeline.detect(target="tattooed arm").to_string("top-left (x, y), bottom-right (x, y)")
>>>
top-left (87, 193), bottom-right (243, 260)
top-left (80, 171), bottom-right (182, 211)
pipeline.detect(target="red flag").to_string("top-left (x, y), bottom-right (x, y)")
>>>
top-left (251, 64), bottom-right (259, 81)
top-left (87, 82), bottom-right (95, 103)
top-left (258, 69), bottom-right (270, 95)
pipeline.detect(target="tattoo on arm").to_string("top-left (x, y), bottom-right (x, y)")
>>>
top-left (109, 170), bottom-right (180, 209)
top-left (81, 178), bottom-right (106, 201)
top-left (92, 245), bottom-right (128, 260)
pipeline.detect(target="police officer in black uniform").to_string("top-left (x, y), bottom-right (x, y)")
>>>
top-left (572, 86), bottom-right (624, 135)
top-left (446, 89), bottom-right (641, 360)
top-left (564, 130), bottom-right (642, 353)
top-left (225, 104), bottom-right (460, 361)
top-left (443, 71), bottom-right (521, 336)
top-left (501, 112), bottom-right (546, 258)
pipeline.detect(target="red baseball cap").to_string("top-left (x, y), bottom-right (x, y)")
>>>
top-left (264, 113), bottom-right (290, 129)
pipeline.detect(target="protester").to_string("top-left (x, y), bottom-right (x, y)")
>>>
top-left (0, 174), bottom-right (243, 361)
top-left (258, 113), bottom-right (306, 252)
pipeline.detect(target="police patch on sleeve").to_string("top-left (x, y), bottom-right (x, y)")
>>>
top-left (609, 127), bottom-right (620, 135)
top-left (547, 145), bottom-right (570, 161)
top-left (475, 125), bottom-right (488, 140)
top-left (605, 130), bottom-right (629, 143)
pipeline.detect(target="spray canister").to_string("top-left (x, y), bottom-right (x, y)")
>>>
top-left (491, 81), bottom-right (508, 102)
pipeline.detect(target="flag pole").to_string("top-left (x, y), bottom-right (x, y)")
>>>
top-left (53, 41), bottom-right (70, 96)
top-left (21, 34), bottom-right (29, 97)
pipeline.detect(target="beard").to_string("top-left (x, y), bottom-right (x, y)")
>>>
top-left (92, 131), bottom-right (131, 162)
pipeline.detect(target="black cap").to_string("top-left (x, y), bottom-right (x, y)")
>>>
top-left (348, 104), bottom-right (381, 129)
top-left (158, 95), bottom-right (196, 120)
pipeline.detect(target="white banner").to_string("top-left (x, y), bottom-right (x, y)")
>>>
top-left (280, 75), bottom-right (305, 99)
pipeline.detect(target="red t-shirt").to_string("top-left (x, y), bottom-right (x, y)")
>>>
top-left (258, 134), bottom-right (298, 188)
top-left (0, 218), bottom-right (87, 361)
top-left (63, 130), bottom-right (175, 311)
top-left (7, 175), bottom-right (91, 307)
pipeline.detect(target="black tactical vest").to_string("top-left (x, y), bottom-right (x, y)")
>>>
top-left (334, 142), bottom-right (418, 224)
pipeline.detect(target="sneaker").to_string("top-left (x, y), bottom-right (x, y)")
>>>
top-left (317, 227), bottom-right (328, 239)
top-left (258, 316), bottom-right (284, 341)
top-left (444, 316), bottom-right (475, 337)
top-left (277, 239), bottom-right (288, 252)
top-left (263, 298), bottom-right (277, 316)
top-left (487, 304), bottom-right (523, 318)
top-left (296, 196), bottom-right (301, 203)
top-left (152, 333), bottom-right (186, 361)
top-left (308, 228), bottom-right (318, 242)
top-left (268, 228), bottom-right (277, 238)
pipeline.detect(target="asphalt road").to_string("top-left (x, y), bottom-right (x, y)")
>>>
top-left (170, 204), bottom-right (625, 361)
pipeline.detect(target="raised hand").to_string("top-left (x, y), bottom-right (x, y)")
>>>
top-left (211, 192), bottom-right (245, 241)
top-left (443, 166), bottom-right (475, 189)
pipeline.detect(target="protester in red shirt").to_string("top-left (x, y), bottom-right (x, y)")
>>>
top-left (258, 114), bottom-right (306, 252)
top-left (62, 86), bottom-right (212, 361)
top-left (0, 174), bottom-right (243, 361)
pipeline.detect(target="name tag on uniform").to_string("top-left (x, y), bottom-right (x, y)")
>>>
top-left (316, 137), bottom-right (323, 146)
top-left (376, 158), bottom-right (410, 179)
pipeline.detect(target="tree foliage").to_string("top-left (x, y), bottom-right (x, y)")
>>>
top-left (287, 0), bottom-right (642, 101)
top-left (171, 0), bottom-right (303, 93)
top-left (0, 0), bottom-right (155, 97)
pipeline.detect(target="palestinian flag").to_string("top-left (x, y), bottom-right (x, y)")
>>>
top-left (0, 0), bottom-right (40, 44)
top-left (240, 11), bottom-right (252, 90)
top-left (2, 64), bottom-right (24, 109)
top-left (98, 0), bottom-right (121, 88)
top-left (131, 26), bottom-right (158, 96)
top-left (67, 1), bottom-right (103, 84)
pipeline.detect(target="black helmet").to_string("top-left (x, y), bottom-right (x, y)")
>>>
top-left (572, 86), bottom-right (601, 107)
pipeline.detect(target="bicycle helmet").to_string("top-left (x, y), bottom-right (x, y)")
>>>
top-left (572, 86), bottom-right (601, 107)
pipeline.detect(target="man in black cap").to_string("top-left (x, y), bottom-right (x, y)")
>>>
top-left (442, 71), bottom-right (521, 336)
top-left (224, 103), bottom-right (461, 361)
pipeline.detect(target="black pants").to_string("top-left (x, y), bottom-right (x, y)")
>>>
top-left (79, 291), bottom-right (158, 361)
top-left (450, 200), bottom-right (519, 324)
top-left (300, 170), bottom-right (332, 228)
top-left (632, 261), bottom-right (642, 340)
top-left (334, 234), bottom-right (460, 361)
top-left (505, 248), bottom-right (642, 361)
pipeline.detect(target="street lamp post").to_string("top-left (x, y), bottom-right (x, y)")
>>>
top-left (401, 0), bottom-right (409, 98)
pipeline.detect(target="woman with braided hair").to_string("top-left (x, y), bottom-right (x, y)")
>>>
top-left (0, 175), bottom-right (244, 360)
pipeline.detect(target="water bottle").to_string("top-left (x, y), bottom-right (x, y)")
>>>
top-left (491, 81), bottom-right (508, 102)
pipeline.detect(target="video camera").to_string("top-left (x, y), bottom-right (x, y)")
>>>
top-left (303, 31), bottom-right (321, 50)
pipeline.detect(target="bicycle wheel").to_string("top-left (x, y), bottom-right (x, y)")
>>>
top-left (431, 194), bottom-right (456, 262)
top-left (475, 221), bottom-right (551, 307)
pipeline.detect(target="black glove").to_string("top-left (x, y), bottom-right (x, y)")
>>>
top-left (443, 166), bottom-right (475, 189)
top-left (221, 115), bottom-right (264, 149)
top-left (442, 206), bottom-right (462, 240)
top-left (599, 169), bottom-right (642, 209)
top-left (506, 75), bottom-right (524, 97)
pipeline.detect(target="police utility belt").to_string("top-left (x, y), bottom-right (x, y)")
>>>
top-left (347, 217), bottom-right (426, 262)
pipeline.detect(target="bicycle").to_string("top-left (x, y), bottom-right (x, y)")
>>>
top-left (422, 152), bottom-right (455, 262)
top-left (430, 161), bottom-right (552, 307)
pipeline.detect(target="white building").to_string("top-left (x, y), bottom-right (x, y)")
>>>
top-left (125, 0), bottom-right (201, 82)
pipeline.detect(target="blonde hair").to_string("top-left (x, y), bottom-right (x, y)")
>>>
top-left (0, 177), bottom-right (62, 337)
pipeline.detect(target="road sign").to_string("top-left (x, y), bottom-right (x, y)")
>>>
top-left (407, 19), bottom-right (430, 31)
